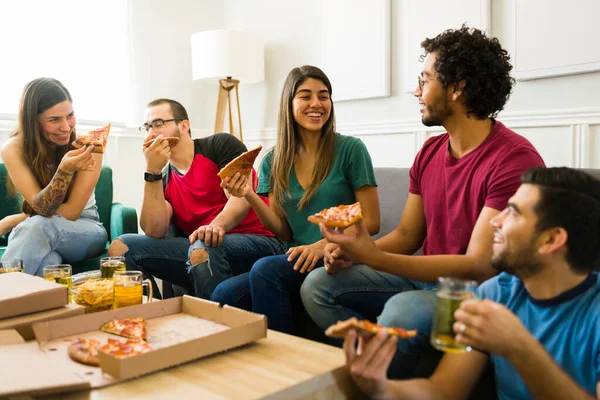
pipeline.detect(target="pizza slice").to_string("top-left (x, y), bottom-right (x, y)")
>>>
top-left (307, 202), bottom-right (363, 229)
top-left (325, 317), bottom-right (417, 339)
top-left (101, 317), bottom-right (146, 340)
top-left (71, 123), bottom-right (111, 154)
top-left (99, 338), bottom-right (153, 358)
top-left (217, 145), bottom-right (263, 180)
top-left (68, 338), bottom-right (101, 366)
top-left (142, 136), bottom-right (180, 149)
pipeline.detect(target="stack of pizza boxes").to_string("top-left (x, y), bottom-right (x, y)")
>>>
top-left (0, 272), bottom-right (85, 340)
top-left (0, 275), bottom-right (267, 398)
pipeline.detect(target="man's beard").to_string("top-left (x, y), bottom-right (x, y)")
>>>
top-left (421, 96), bottom-right (453, 127)
top-left (490, 244), bottom-right (543, 279)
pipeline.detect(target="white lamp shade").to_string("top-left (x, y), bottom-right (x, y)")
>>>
top-left (191, 30), bottom-right (265, 83)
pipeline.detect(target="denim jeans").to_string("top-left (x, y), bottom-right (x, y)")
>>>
top-left (115, 233), bottom-right (284, 299)
top-left (211, 254), bottom-right (324, 334)
top-left (300, 264), bottom-right (436, 378)
top-left (1, 208), bottom-right (107, 276)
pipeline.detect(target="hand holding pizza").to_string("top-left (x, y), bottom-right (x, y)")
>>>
top-left (344, 329), bottom-right (396, 400)
top-left (59, 145), bottom-right (96, 174)
top-left (143, 134), bottom-right (171, 173)
top-left (454, 299), bottom-right (530, 358)
top-left (323, 243), bottom-right (354, 274)
top-left (189, 223), bottom-right (226, 247)
top-left (287, 244), bottom-right (325, 274)
top-left (220, 171), bottom-right (253, 198)
top-left (320, 220), bottom-right (380, 266)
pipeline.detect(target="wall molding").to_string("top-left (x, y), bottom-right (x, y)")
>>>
top-left (241, 106), bottom-right (600, 141)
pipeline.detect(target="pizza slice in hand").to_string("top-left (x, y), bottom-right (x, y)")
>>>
top-left (307, 202), bottom-right (363, 229)
top-left (71, 123), bottom-right (111, 154)
top-left (101, 317), bottom-right (147, 340)
top-left (325, 317), bottom-right (417, 339)
top-left (217, 145), bottom-right (263, 180)
top-left (142, 136), bottom-right (180, 149)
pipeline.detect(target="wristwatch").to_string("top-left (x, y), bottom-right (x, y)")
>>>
top-left (144, 171), bottom-right (162, 182)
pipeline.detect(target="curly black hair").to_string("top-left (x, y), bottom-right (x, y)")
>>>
top-left (421, 25), bottom-right (514, 119)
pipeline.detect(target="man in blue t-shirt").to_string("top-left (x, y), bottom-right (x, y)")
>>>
top-left (341, 167), bottom-right (600, 400)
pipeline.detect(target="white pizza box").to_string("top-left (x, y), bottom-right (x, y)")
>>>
top-left (0, 272), bottom-right (68, 319)
top-left (0, 303), bottom-right (85, 340)
top-left (0, 296), bottom-right (267, 398)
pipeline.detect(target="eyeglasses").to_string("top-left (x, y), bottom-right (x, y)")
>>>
top-left (138, 118), bottom-right (182, 132)
top-left (417, 76), bottom-right (427, 91)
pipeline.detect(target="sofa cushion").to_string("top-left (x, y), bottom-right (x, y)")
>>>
top-left (373, 168), bottom-right (411, 239)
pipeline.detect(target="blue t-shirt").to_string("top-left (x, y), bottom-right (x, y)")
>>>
top-left (477, 272), bottom-right (600, 400)
top-left (257, 133), bottom-right (377, 247)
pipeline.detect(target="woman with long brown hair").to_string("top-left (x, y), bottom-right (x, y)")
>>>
top-left (1, 78), bottom-right (107, 276)
top-left (213, 65), bottom-right (380, 334)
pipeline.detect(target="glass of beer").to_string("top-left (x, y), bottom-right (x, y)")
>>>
top-left (43, 264), bottom-right (73, 301)
top-left (0, 259), bottom-right (24, 273)
top-left (113, 271), bottom-right (153, 309)
top-left (100, 256), bottom-right (126, 279)
top-left (431, 277), bottom-right (477, 353)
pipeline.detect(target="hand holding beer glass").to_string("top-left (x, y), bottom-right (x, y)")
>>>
top-left (113, 271), bottom-right (153, 308)
top-left (431, 277), bottom-right (477, 353)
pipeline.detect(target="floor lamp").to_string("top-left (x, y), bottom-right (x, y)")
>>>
top-left (191, 30), bottom-right (265, 143)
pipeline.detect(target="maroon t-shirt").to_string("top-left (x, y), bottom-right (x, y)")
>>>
top-left (163, 133), bottom-right (274, 237)
top-left (409, 120), bottom-right (545, 256)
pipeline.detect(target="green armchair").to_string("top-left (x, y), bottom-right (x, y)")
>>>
top-left (0, 163), bottom-right (138, 273)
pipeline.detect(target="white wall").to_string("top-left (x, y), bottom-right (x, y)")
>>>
top-left (104, 0), bottom-right (224, 215)
top-left (223, 0), bottom-right (600, 170)
top-left (2, 0), bottom-right (600, 221)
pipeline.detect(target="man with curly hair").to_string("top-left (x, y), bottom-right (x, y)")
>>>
top-left (301, 26), bottom-right (545, 378)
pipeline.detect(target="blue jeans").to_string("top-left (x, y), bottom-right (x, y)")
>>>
top-left (211, 254), bottom-right (324, 334)
top-left (115, 233), bottom-right (284, 299)
top-left (1, 209), bottom-right (107, 276)
top-left (300, 264), bottom-right (436, 378)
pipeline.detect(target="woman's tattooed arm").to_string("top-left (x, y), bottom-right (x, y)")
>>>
top-left (33, 169), bottom-right (75, 217)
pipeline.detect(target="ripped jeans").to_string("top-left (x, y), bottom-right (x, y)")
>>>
top-left (114, 233), bottom-right (284, 299)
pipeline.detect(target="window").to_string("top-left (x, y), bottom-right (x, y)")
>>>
top-left (0, 1), bottom-right (133, 123)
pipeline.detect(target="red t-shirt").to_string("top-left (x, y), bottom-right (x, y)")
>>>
top-left (163, 133), bottom-right (274, 237)
top-left (409, 120), bottom-right (545, 256)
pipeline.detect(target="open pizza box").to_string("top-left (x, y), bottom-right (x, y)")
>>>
top-left (0, 272), bottom-right (68, 319)
top-left (0, 295), bottom-right (267, 398)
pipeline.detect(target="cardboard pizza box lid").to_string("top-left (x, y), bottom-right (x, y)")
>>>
top-left (0, 339), bottom-right (90, 397)
top-left (0, 273), bottom-right (68, 319)
top-left (0, 303), bottom-right (85, 340)
top-left (0, 329), bottom-right (26, 344)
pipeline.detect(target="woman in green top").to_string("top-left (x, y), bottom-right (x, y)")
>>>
top-left (212, 65), bottom-right (380, 334)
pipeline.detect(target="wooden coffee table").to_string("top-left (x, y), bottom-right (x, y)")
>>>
top-left (50, 330), bottom-right (358, 399)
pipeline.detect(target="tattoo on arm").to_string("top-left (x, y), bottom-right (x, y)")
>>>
top-left (33, 168), bottom-right (74, 217)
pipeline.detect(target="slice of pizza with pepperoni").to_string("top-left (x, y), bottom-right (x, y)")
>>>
top-left (101, 317), bottom-right (146, 340)
top-left (71, 123), bottom-right (111, 153)
top-left (99, 338), bottom-right (153, 358)
top-left (307, 202), bottom-right (363, 229)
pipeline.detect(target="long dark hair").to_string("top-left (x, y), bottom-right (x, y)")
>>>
top-left (271, 65), bottom-right (336, 213)
top-left (7, 78), bottom-right (76, 215)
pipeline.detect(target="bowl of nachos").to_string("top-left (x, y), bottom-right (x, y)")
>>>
top-left (71, 278), bottom-right (115, 313)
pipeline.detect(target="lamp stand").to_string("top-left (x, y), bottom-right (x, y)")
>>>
top-left (214, 77), bottom-right (243, 142)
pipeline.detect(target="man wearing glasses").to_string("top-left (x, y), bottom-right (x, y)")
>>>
top-left (301, 26), bottom-right (545, 378)
top-left (108, 98), bottom-right (284, 299)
